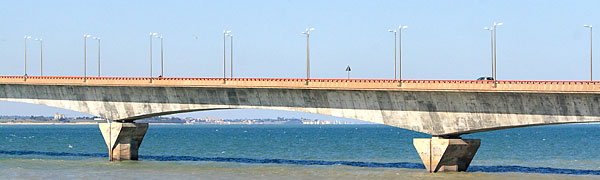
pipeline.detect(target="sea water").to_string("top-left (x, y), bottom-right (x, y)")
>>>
top-left (0, 124), bottom-right (599, 179)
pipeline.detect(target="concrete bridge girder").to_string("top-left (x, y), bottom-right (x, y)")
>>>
top-left (2, 84), bottom-right (600, 135)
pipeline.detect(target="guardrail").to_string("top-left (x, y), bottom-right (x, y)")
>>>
top-left (3, 75), bottom-right (599, 84)
top-left (0, 75), bottom-right (598, 93)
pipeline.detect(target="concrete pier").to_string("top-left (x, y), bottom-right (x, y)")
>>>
top-left (413, 137), bottom-right (480, 172)
top-left (99, 123), bottom-right (148, 161)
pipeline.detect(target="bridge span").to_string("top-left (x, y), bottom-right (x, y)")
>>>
top-left (1, 75), bottom-right (600, 172)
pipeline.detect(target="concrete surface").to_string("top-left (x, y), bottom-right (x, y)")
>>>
top-left (99, 123), bottom-right (148, 161)
top-left (414, 138), bottom-right (480, 172)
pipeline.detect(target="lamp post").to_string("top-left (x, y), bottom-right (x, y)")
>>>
top-left (388, 29), bottom-right (397, 79)
top-left (35, 38), bottom-right (43, 76)
top-left (301, 27), bottom-right (315, 85)
top-left (484, 27), bottom-right (494, 81)
top-left (585, 25), bottom-right (593, 81)
top-left (83, 34), bottom-right (92, 82)
top-left (492, 22), bottom-right (503, 87)
top-left (398, 25), bottom-right (408, 86)
top-left (154, 35), bottom-right (164, 77)
top-left (24, 36), bottom-right (32, 77)
top-left (93, 37), bottom-right (101, 77)
top-left (229, 34), bottom-right (233, 78)
top-left (149, 32), bottom-right (158, 82)
top-left (223, 30), bottom-right (231, 83)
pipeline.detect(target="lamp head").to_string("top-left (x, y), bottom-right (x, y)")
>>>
top-left (302, 27), bottom-right (314, 34)
top-left (24, 36), bottom-right (32, 39)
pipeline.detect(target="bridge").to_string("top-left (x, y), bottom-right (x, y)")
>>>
top-left (2, 75), bottom-right (600, 173)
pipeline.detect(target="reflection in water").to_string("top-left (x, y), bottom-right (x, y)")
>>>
top-left (1, 150), bottom-right (598, 176)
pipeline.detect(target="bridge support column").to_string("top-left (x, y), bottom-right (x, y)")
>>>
top-left (99, 123), bottom-right (148, 161)
top-left (413, 137), bottom-right (480, 173)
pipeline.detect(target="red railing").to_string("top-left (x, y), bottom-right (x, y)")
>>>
top-left (2, 75), bottom-right (599, 84)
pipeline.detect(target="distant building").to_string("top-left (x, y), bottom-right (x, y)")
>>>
top-left (53, 113), bottom-right (66, 120)
top-left (301, 119), bottom-right (333, 125)
top-left (94, 117), bottom-right (106, 121)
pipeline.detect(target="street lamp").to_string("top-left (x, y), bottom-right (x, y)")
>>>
top-left (229, 33), bottom-right (233, 78)
top-left (24, 36), bottom-right (32, 77)
top-left (83, 34), bottom-right (92, 82)
top-left (35, 38), bottom-right (43, 76)
top-left (484, 27), bottom-right (494, 81)
top-left (93, 37), bottom-right (101, 77)
top-left (223, 30), bottom-right (231, 83)
top-left (388, 29), bottom-right (397, 80)
top-left (154, 35), bottom-right (164, 77)
top-left (149, 32), bottom-right (158, 82)
top-left (585, 25), bottom-right (593, 81)
top-left (301, 27), bottom-right (315, 85)
top-left (492, 22), bottom-right (502, 87)
top-left (398, 25), bottom-right (407, 86)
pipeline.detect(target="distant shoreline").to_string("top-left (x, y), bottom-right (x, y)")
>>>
top-left (0, 122), bottom-right (366, 125)
top-left (0, 122), bottom-right (98, 125)
top-left (0, 122), bottom-right (189, 125)
top-left (0, 115), bottom-right (347, 125)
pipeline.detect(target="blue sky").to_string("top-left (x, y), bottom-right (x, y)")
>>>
top-left (0, 0), bottom-right (598, 122)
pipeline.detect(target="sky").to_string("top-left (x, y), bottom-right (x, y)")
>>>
top-left (0, 0), bottom-right (598, 122)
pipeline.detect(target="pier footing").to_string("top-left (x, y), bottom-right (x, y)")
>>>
top-left (99, 123), bottom-right (148, 161)
top-left (413, 137), bottom-right (480, 172)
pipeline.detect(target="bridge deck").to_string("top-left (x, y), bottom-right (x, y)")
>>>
top-left (1, 76), bottom-right (599, 93)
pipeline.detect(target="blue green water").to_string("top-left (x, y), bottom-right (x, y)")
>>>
top-left (1, 124), bottom-right (599, 179)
